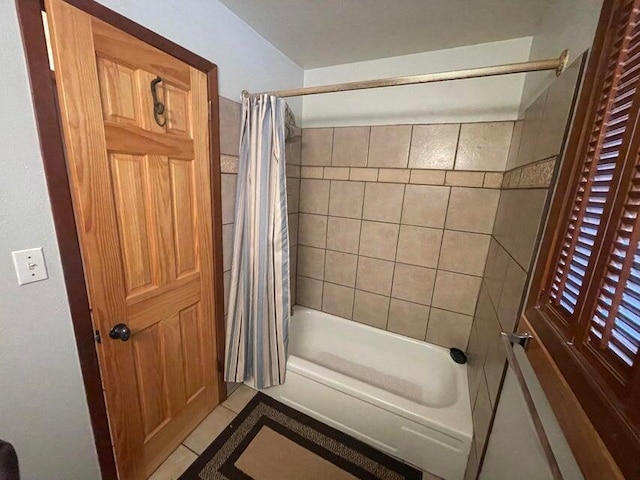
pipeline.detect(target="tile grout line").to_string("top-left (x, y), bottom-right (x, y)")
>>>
top-left (329, 126), bottom-right (336, 166)
top-left (451, 123), bottom-right (462, 170)
top-left (317, 214), bottom-right (328, 311)
top-left (299, 236), bottom-right (490, 278)
top-left (300, 209), bottom-right (496, 235)
top-left (313, 177), bottom-right (361, 316)
top-left (350, 188), bottom-right (366, 321)
top-left (483, 249), bottom-right (520, 328)
top-left (385, 183), bottom-right (408, 330)
top-left (424, 186), bottom-right (456, 342)
top-left (426, 185), bottom-right (454, 341)
top-left (364, 124), bottom-right (373, 168)
top-left (405, 124), bottom-right (414, 169)
top-left (181, 443), bottom-right (199, 457)
top-left (301, 168), bottom-right (503, 189)
top-left (301, 236), bottom-right (489, 275)
top-left (296, 275), bottom-right (473, 316)
top-left (490, 230), bottom-right (531, 273)
top-left (320, 182), bottom-right (331, 314)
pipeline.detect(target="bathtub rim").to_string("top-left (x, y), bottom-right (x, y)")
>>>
top-left (285, 306), bottom-right (473, 441)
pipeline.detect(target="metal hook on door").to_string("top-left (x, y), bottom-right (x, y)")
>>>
top-left (150, 76), bottom-right (167, 127)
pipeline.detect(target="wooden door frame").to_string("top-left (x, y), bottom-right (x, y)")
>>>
top-left (15, 1), bottom-right (227, 478)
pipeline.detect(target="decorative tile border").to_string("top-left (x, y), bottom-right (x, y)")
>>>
top-left (222, 155), bottom-right (505, 190)
top-left (379, 168), bottom-right (410, 183)
top-left (323, 167), bottom-right (349, 180)
top-left (503, 157), bottom-right (556, 189)
top-left (409, 170), bottom-right (445, 185)
top-left (483, 173), bottom-right (503, 189)
top-left (445, 171), bottom-right (484, 187)
top-left (290, 165), bottom-right (503, 188)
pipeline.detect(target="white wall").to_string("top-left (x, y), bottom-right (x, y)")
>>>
top-left (301, 0), bottom-right (604, 128)
top-left (481, 370), bottom-right (554, 480)
top-left (301, 37), bottom-right (532, 128)
top-left (521, 0), bottom-right (603, 110)
top-left (97, 0), bottom-right (304, 115)
top-left (0, 4), bottom-right (101, 480)
top-left (482, 355), bottom-right (583, 479)
top-left (0, 1), bottom-right (303, 479)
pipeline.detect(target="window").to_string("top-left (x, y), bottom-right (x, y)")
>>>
top-left (528, 0), bottom-right (640, 476)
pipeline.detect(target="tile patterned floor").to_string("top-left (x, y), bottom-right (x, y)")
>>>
top-left (222, 384), bottom-right (259, 413)
top-left (148, 385), bottom-right (256, 479)
top-left (148, 445), bottom-right (198, 480)
top-left (147, 384), bottom-right (441, 480)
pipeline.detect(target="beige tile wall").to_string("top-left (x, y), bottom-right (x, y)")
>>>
top-left (295, 121), bottom-right (514, 349)
top-left (219, 97), bottom-right (240, 394)
top-left (302, 121), bottom-right (514, 171)
top-left (286, 141), bottom-right (302, 306)
top-left (464, 55), bottom-right (584, 479)
top-left (220, 96), bottom-right (240, 320)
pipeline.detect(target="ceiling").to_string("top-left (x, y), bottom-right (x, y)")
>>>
top-left (218, 0), bottom-right (552, 68)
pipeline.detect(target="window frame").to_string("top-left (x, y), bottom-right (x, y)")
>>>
top-left (526, 0), bottom-right (640, 476)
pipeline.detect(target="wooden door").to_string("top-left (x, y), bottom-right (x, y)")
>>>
top-left (45, 1), bottom-right (220, 478)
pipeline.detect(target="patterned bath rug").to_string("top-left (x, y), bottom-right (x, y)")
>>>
top-left (179, 392), bottom-right (422, 480)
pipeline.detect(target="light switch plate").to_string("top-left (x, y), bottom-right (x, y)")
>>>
top-left (11, 248), bottom-right (49, 285)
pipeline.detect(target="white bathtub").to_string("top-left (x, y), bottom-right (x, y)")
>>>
top-left (262, 307), bottom-right (473, 480)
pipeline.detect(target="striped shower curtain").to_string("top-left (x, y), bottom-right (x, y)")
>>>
top-left (224, 94), bottom-right (290, 389)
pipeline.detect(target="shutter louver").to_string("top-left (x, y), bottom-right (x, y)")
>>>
top-left (590, 154), bottom-right (640, 371)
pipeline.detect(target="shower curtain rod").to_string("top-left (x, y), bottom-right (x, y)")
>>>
top-left (243, 50), bottom-right (569, 98)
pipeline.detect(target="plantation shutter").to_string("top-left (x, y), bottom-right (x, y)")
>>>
top-left (545, 0), bottom-right (640, 385)
top-left (529, 1), bottom-right (640, 473)
top-left (550, 0), bottom-right (640, 317)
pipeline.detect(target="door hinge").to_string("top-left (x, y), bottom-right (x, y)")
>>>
top-left (217, 358), bottom-right (223, 373)
top-left (208, 100), bottom-right (212, 122)
top-left (95, 329), bottom-right (102, 344)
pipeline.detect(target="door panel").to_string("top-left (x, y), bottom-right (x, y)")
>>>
top-left (171, 160), bottom-right (198, 276)
top-left (148, 155), bottom-right (177, 286)
top-left (165, 86), bottom-right (191, 136)
top-left (110, 154), bottom-right (154, 294)
top-left (45, 1), bottom-right (219, 478)
top-left (96, 57), bottom-right (139, 126)
top-left (133, 324), bottom-right (168, 439)
top-left (181, 304), bottom-right (206, 399)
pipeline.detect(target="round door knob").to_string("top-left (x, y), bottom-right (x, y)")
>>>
top-left (109, 323), bottom-right (131, 342)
